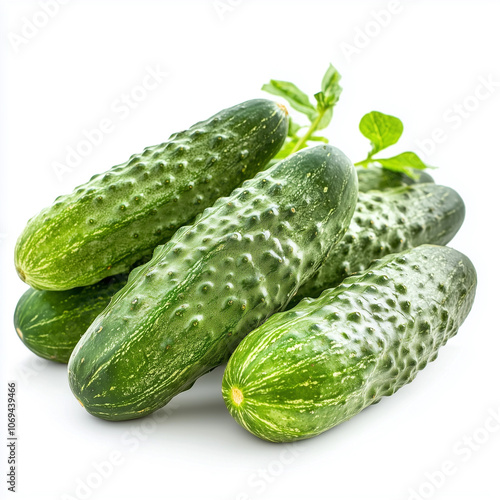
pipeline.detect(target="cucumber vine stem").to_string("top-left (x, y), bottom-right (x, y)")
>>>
top-left (291, 109), bottom-right (327, 154)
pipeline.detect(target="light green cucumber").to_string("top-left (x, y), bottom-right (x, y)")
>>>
top-left (15, 99), bottom-right (288, 290)
top-left (14, 274), bottom-right (128, 363)
top-left (222, 245), bottom-right (477, 442)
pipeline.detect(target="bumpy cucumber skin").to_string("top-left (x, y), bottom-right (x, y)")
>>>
top-left (222, 245), bottom-right (477, 442)
top-left (14, 275), bottom-right (128, 363)
top-left (68, 145), bottom-right (358, 421)
top-left (356, 166), bottom-right (434, 192)
top-left (15, 99), bottom-right (288, 291)
top-left (292, 183), bottom-right (465, 305)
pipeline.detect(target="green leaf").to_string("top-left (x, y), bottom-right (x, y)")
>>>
top-left (313, 92), bottom-right (334, 129)
top-left (316, 107), bottom-right (333, 130)
top-left (262, 80), bottom-right (317, 121)
top-left (314, 91), bottom-right (339, 112)
top-left (321, 64), bottom-right (342, 103)
top-left (359, 111), bottom-right (404, 155)
top-left (314, 91), bottom-right (326, 109)
top-left (375, 152), bottom-right (431, 178)
top-left (313, 67), bottom-right (341, 130)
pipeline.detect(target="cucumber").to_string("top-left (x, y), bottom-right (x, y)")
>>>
top-left (356, 166), bottom-right (434, 192)
top-left (68, 145), bottom-right (358, 421)
top-left (14, 275), bottom-right (128, 363)
top-left (222, 245), bottom-right (477, 442)
top-left (15, 99), bottom-right (288, 291)
top-left (292, 183), bottom-right (465, 305)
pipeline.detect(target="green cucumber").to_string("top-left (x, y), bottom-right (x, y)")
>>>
top-left (14, 275), bottom-right (128, 363)
top-left (292, 183), bottom-right (465, 305)
top-left (68, 145), bottom-right (358, 421)
top-left (356, 166), bottom-right (434, 192)
top-left (15, 99), bottom-right (288, 291)
top-left (222, 245), bottom-right (477, 442)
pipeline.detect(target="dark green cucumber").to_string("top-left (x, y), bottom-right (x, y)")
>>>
top-left (292, 183), bottom-right (465, 305)
top-left (356, 166), bottom-right (434, 192)
top-left (14, 275), bottom-right (128, 363)
top-left (68, 145), bottom-right (358, 421)
top-left (15, 99), bottom-right (288, 290)
top-left (222, 245), bottom-right (477, 442)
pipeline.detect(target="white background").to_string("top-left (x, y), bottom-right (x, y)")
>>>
top-left (1, 1), bottom-right (499, 499)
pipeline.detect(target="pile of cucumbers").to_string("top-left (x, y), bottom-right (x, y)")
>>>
top-left (14, 97), bottom-right (476, 442)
